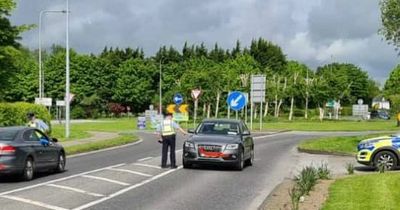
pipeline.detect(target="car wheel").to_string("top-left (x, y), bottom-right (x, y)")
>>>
top-left (183, 159), bottom-right (192, 169)
top-left (245, 149), bottom-right (254, 166)
top-left (55, 152), bottom-right (66, 173)
top-left (373, 151), bottom-right (398, 171)
top-left (235, 150), bottom-right (244, 171)
top-left (22, 157), bottom-right (34, 181)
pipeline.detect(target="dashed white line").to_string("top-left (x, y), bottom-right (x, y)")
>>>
top-left (133, 163), bottom-right (161, 169)
top-left (0, 163), bottom-right (126, 196)
top-left (1, 195), bottom-right (68, 210)
top-left (46, 184), bottom-right (104, 197)
top-left (137, 157), bottom-right (153, 162)
top-left (81, 175), bottom-right (130, 186)
top-left (107, 168), bottom-right (153, 177)
top-left (72, 166), bottom-right (183, 210)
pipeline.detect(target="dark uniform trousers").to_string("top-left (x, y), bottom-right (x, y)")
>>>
top-left (161, 134), bottom-right (176, 167)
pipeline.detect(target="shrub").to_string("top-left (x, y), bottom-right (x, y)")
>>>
top-left (317, 162), bottom-right (331, 179)
top-left (108, 103), bottom-right (126, 117)
top-left (0, 102), bottom-right (51, 131)
top-left (289, 185), bottom-right (301, 210)
top-left (295, 166), bottom-right (318, 195)
top-left (71, 106), bottom-right (86, 119)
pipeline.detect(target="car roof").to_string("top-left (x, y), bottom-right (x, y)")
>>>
top-left (0, 126), bottom-right (30, 132)
top-left (201, 118), bottom-right (242, 124)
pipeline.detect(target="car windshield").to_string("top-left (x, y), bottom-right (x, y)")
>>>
top-left (391, 133), bottom-right (400, 137)
top-left (0, 129), bottom-right (18, 141)
top-left (197, 122), bottom-right (239, 135)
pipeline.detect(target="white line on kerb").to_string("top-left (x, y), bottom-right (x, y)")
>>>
top-left (133, 163), bottom-right (161, 169)
top-left (72, 166), bottom-right (183, 210)
top-left (0, 163), bottom-right (126, 196)
top-left (253, 132), bottom-right (288, 139)
top-left (137, 157), bottom-right (153, 162)
top-left (1, 195), bottom-right (68, 210)
top-left (107, 168), bottom-right (153, 177)
top-left (46, 184), bottom-right (104, 197)
top-left (81, 175), bottom-right (130, 186)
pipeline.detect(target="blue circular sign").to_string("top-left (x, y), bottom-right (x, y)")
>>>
top-left (227, 91), bottom-right (247, 111)
top-left (173, 93), bottom-right (183, 105)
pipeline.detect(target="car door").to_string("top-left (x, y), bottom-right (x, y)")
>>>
top-left (240, 122), bottom-right (253, 159)
top-left (22, 129), bottom-right (47, 168)
top-left (35, 129), bottom-right (59, 165)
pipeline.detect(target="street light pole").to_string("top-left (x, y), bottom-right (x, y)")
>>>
top-left (65, 0), bottom-right (70, 138)
top-left (159, 58), bottom-right (163, 114)
top-left (38, 10), bottom-right (66, 99)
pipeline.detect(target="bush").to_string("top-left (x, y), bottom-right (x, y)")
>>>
top-left (345, 162), bottom-right (354, 175)
top-left (0, 102), bottom-right (51, 129)
top-left (341, 106), bottom-right (352, 116)
top-left (317, 162), bottom-right (331, 179)
top-left (71, 106), bottom-right (86, 119)
top-left (295, 166), bottom-right (318, 195)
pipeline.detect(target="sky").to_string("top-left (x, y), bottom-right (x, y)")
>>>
top-left (10, 0), bottom-right (399, 84)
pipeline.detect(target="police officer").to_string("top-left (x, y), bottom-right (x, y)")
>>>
top-left (27, 112), bottom-right (50, 134)
top-left (157, 113), bottom-right (187, 169)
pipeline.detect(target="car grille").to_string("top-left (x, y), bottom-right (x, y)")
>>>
top-left (198, 144), bottom-right (222, 152)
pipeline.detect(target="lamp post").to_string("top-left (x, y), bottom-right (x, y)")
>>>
top-left (65, 0), bottom-right (70, 138)
top-left (159, 57), bottom-right (164, 114)
top-left (38, 10), bottom-right (66, 98)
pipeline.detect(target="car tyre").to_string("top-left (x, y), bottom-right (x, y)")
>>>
top-left (22, 157), bottom-right (34, 181)
top-left (235, 149), bottom-right (244, 171)
top-left (373, 150), bottom-right (398, 171)
top-left (55, 152), bottom-right (66, 173)
top-left (245, 149), bottom-right (254, 166)
top-left (183, 159), bottom-right (192, 169)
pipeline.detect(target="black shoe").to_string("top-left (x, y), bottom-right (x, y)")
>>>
top-left (170, 165), bottom-right (178, 169)
top-left (161, 165), bottom-right (168, 169)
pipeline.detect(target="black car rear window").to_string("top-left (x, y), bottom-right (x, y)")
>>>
top-left (0, 129), bottom-right (18, 141)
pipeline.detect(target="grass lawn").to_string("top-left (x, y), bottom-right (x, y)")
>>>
top-left (65, 134), bottom-right (138, 155)
top-left (261, 119), bottom-right (399, 131)
top-left (51, 118), bottom-right (138, 141)
top-left (298, 133), bottom-right (393, 155)
top-left (322, 173), bottom-right (400, 210)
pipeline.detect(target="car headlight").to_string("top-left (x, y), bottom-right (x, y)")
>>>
top-left (185, 141), bottom-right (194, 148)
top-left (225, 144), bottom-right (239, 150)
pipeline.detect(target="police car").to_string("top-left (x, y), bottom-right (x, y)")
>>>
top-left (357, 133), bottom-right (400, 170)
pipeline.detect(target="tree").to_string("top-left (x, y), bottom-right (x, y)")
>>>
top-left (380, 0), bottom-right (400, 51)
top-left (384, 64), bottom-right (400, 112)
top-left (249, 38), bottom-right (287, 74)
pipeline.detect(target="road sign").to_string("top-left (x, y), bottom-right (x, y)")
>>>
top-left (191, 89), bottom-right (201, 100)
top-left (173, 93), bottom-right (183, 105)
top-left (35, 97), bottom-right (52, 106)
top-left (56, 100), bottom-right (65, 106)
top-left (227, 91), bottom-right (246, 111)
top-left (173, 113), bottom-right (189, 122)
top-left (251, 75), bottom-right (266, 103)
top-left (167, 104), bottom-right (189, 114)
top-left (167, 104), bottom-right (176, 113)
top-left (137, 117), bottom-right (146, 129)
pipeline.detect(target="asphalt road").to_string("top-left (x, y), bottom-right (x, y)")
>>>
top-left (0, 131), bottom-right (365, 210)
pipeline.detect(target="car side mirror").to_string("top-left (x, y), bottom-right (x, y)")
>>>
top-left (242, 131), bottom-right (251, 136)
top-left (40, 139), bottom-right (49, 146)
top-left (188, 129), bottom-right (195, 134)
top-left (52, 138), bottom-right (58, 143)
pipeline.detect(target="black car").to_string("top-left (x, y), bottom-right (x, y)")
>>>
top-left (370, 109), bottom-right (390, 120)
top-left (0, 126), bottom-right (66, 181)
top-left (182, 119), bottom-right (254, 170)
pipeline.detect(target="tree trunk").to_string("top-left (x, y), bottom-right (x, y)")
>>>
top-left (263, 100), bottom-right (269, 117)
top-left (254, 104), bottom-right (258, 119)
top-left (207, 103), bottom-right (211, 118)
top-left (289, 96), bottom-right (294, 121)
top-left (215, 91), bottom-right (220, 118)
top-left (319, 106), bottom-right (324, 122)
top-left (276, 77), bottom-right (287, 117)
top-left (202, 103), bottom-right (206, 117)
top-left (305, 93), bottom-right (309, 119)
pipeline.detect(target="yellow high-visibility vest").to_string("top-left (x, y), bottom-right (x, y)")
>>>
top-left (161, 119), bottom-right (175, 136)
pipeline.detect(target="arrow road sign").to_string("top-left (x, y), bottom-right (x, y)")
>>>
top-left (173, 93), bottom-right (183, 105)
top-left (227, 91), bottom-right (247, 111)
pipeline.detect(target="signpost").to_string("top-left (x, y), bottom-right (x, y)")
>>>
top-left (250, 75), bottom-right (266, 130)
top-left (191, 89), bottom-right (201, 127)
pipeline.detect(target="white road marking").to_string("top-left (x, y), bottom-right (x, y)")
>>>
top-left (133, 163), bottom-right (161, 169)
top-left (106, 168), bottom-right (153, 177)
top-left (1, 195), bottom-right (68, 210)
top-left (137, 157), bottom-right (153, 162)
top-left (72, 166), bottom-right (183, 210)
top-left (81, 175), bottom-right (130, 186)
top-left (0, 163), bottom-right (126, 196)
top-left (46, 184), bottom-right (104, 197)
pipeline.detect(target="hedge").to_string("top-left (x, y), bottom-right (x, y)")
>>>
top-left (0, 102), bottom-right (51, 131)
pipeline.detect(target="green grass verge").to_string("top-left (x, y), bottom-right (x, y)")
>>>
top-left (262, 120), bottom-right (399, 131)
top-left (298, 133), bottom-right (393, 155)
top-left (322, 173), bottom-right (400, 210)
top-left (64, 134), bottom-right (139, 156)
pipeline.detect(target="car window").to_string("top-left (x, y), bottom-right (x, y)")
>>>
top-left (197, 122), bottom-right (239, 135)
top-left (0, 129), bottom-right (18, 141)
top-left (23, 130), bottom-right (40, 142)
top-left (241, 122), bottom-right (250, 134)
